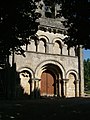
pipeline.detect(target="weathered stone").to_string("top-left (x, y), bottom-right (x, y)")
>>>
top-left (13, 0), bottom-right (84, 98)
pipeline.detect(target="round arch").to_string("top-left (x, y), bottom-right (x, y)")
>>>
top-left (35, 60), bottom-right (66, 79)
top-left (17, 67), bottom-right (35, 96)
top-left (35, 60), bottom-right (65, 97)
top-left (38, 35), bottom-right (50, 43)
top-left (66, 70), bottom-right (78, 97)
top-left (17, 67), bottom-right (35, 79)
top-left (52, 37), bottom-right (63, 45)
top-left (66, 70), bottom-right (78, 80)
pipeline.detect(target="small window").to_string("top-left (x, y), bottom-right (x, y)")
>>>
top-left (45, 6), bottom-right (52, 18)
top-left (38, 38), bottom-right (46, 53)
top-left (53, 41), bottom-right (62, 55)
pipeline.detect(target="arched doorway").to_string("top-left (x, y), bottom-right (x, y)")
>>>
top-left (39, 63), bottom-right (63, 97)
top-left (41, 70), bottom-right (55, 96)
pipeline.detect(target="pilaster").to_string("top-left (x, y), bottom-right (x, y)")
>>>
top-left (78, 45), bottom-right (84, 97)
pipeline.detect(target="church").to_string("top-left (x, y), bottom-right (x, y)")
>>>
top-left (9, 0), bottom-right (84, 99)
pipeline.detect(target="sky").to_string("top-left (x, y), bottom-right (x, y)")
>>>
top-left (83, 49), bottom-right (90, 60)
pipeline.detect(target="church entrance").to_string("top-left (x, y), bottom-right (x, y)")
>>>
top-left (37, 63), bottom-right (63, 98)
top-left (41, 70), bottom-right (55, 96)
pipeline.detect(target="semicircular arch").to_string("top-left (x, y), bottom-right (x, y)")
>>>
top-left (17, 67), bottom-right (35, 79)
top-left (52, 37), bottom-right (63, 45)
top-left (35, 60), bottom-right (66, 79)
top-left (66, 70), bottom-right (78, 80)
top-left (38, 35), bottom-right (49, 43)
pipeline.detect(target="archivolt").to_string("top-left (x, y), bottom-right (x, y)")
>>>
top-left (17, 67), bottom-right (34, 79)
top-left (38, 35), bottom-right (49, 43)
top-left (66, 70), bottom-right (78, 80)
top-left (35, 60), bottom-right (66, 79)
top-left (52, 37), bottom-right (63, 45)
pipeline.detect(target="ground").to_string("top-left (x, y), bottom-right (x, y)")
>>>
top-left (0, 97), bottom-right (90, 120)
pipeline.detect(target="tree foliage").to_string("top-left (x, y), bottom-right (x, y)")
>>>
top-left (84, 58), bottom-right (90, 90)
top-left (61, 0), bottom-right (90, 49)
top-left (0, 0), bottom-right (40, 57)
top-left (40, 0), bottom-right (90, 48)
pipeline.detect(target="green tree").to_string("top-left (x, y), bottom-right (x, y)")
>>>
top-left (0, 0), bottom-right (40, 66)
top-left (84, 58), bottom-right (90, 90)
top-left (41, 0), bottom-right (90, 49)
top-left (61, 0), bottom-right (90, 49)
top-left (0, 0), bottom-right (41, 99)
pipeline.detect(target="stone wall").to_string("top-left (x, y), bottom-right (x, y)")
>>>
top-left (13, 30), bottom-right (82, 98)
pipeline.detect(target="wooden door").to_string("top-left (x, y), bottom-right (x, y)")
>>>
top-left (41, 71), bottom-right (54, 96)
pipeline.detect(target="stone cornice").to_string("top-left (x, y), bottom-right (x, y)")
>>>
top-left (38, 17), bottom-right (67, 34)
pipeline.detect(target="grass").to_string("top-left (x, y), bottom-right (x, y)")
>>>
top-left (85, 90), bottom-right (90, 94)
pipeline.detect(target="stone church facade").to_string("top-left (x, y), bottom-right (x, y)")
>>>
top-left (10, 0), bottom-right (84, 98)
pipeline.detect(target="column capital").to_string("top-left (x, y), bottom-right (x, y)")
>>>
top-left (32, 78), bottom-right (41, 81)
top-left (59, 79), bottom-right (69, 83)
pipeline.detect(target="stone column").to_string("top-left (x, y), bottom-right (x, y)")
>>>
top-left (31, 79), bottom-right (35, 98)
top-left (46, 43), bottom-right (49, 53)
top-left (63, 45), bottom-right (68, 55)
top-left (36, 40), bottom-right (39, 52)
top-left (76, 80), bottom-right (79, 97)
top-left (59, 79), bottom-right (61, 97)
top-left (78, 45), bottom-right (84, 97)
top-left (33, 79), bottom-right (40, 98)
top-left (74, 80), bottom-right (77, 97)
top-left (60, 79), bottom-right (65, 97)
top-left (9, 54), bottom-right (12, 67)
top-left (55, 79), bottom-right (59, 97)
top-left (63, 80), bottom-right (66, 97)
top-left (64, 79), bottom-right (69, 97)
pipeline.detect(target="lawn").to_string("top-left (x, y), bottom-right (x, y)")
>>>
top-left (85, 90), bottom-right (90, 94)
